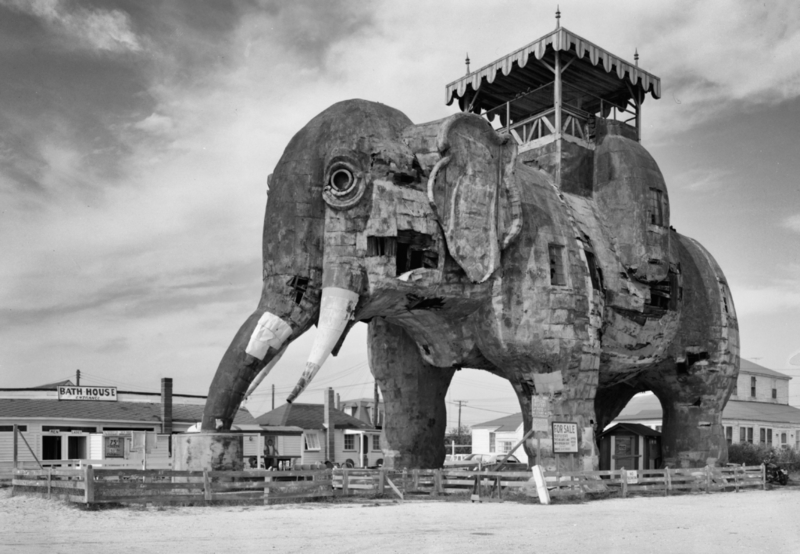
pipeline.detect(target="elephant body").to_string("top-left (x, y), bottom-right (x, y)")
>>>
top-left (202, 99), bottom-right (739, 471)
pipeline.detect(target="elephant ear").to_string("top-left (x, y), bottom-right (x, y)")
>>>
top-left (429, 113), bottom-right (519, 283)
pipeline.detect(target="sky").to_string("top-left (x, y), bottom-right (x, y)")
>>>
top-left (1, 0), bottom-right (799, 429)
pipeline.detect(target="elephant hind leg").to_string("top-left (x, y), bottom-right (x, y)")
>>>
top-left (368, 318), bottom-right (455, 470)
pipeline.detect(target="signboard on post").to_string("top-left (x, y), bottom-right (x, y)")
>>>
top-left (531, 395), bottom-right (551, 432)
top-left (552, 422), bottom-right (579, 453)
top-left (58, 386), bottom-right (117, 402)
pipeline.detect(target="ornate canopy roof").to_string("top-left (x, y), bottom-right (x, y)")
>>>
top-left (445, 27), bottom-right (661, 119)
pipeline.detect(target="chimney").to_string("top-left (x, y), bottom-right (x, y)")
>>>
top-left (324, 388), bottom-right (335, 464)
top-left (161, 378), bottom-right (173, 434)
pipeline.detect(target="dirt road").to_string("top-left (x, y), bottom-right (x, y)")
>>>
top-left (2, 489), bottom-right (799, 553)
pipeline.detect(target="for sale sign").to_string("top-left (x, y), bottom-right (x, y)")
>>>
top-left (552, 422), bottom-right (579, 453)
top-left (58, 386), bottom-right (117, 401)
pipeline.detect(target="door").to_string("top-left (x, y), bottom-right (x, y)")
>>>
top-left (362, 435), bottom-right (369, 468)
top-left (42, 435), bottom-right (62, 460)
top-left (613, 434), bottom-right (638, 470)
top-left (67, 436), bottom-right (87, 460)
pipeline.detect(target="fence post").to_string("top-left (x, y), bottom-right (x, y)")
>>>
top-left (620, 468), bottom-right (628, 499)
top-left (402, 469), bottom-right (408, 494)
top-left (342, 468), bottom-right (349, 497)
top-left (432, 470), bottom-right (441, 497)
top-left (733, 466), bottom-right (740, 492)
top-left (13, 424), bottom-right (18, 470)
top-left (203, 469), bottom-right (212, 502)
top-left (761, 463), bottom-right (766, 490)
top-left (664, 467), bottom-right (670, 496)
top-left (263, 474), bottom-right (272, 504)
top-left (704, 465), bottom-right (711, 494)
top-left (378, 469), bottom-right (386, 495)
top-left (47, 467), bottom-right (52, 499)
top-left (412, 469), bottom-right (419, 492)
top-left (83, 465), bottom-right (95, 504)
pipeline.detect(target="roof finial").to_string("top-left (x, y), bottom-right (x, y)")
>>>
top-left (465, 53), bottom-right (470, 75)
top-left (634, 48), bottom-right (639, 67)
top-left (556, 5), bottom-right (561, 28)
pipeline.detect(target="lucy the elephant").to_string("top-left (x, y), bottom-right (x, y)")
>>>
top-left (201, 99), bottom-right (739, 471)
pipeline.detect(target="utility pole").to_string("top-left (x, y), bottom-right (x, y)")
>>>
top-left (453, 400), bottom-right (468, 439)
top-left (76, 369), bottom-right (81, 386)
top-left (373, 381), bottom-right (379, 427)
top-left (271, 384), bottom-right (275, 410)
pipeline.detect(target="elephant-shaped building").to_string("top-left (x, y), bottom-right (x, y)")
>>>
top-left (201, 20), bottom-right (739, 472)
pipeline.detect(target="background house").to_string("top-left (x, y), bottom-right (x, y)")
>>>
top-left (255, 392), bottom-right (382, 468)
top-left (471, 413), bottom-right (528, 465)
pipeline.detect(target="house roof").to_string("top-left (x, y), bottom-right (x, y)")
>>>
top-left (739, 359), bottom-right (791, 380)
top-left (32, 380), bottom-right (75, 389)
top-left (598, 422), bottom-right (661, 439)
top-left (616, 394), bottom-right (800, 426)
top-left (255, 403), bottom-right (374, 431)
top-left (472, 413), bottom-right (523, 432)
top-left (0, 399), bottom-right (256, 426)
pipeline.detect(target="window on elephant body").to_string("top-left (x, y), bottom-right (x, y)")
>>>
top-left (548, 244), bottom-right (566, 286)
top-left (648, 188), bottom-right (665, 226)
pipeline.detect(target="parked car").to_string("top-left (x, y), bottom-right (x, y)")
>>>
top-left (444, 453), bottom-right (527, 471)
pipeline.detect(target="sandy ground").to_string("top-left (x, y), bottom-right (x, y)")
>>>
top-left (2, 488), bottom-right (800, 554)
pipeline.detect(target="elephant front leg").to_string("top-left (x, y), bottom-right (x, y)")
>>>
top-left (368, 318), bottom-right (455, 469)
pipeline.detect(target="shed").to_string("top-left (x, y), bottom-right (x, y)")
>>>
top-left (598, 422), bottom-right (661, 471)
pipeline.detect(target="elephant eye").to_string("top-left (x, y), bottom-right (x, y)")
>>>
top-left (330, 168), bottom-right (355, 195)
top-left (322, 159), bottom-right (367, 209)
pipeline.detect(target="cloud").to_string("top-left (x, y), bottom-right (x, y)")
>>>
top-left (133, 113), bottom-right (174, 135)
top-left (781, 214), bottom-right (800, 234)
top-left (2, 0), bottom-right (142, 52)
top-left (673, 168), bottom-right (734, 192)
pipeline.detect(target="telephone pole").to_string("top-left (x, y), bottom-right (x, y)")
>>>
top-left (453, 400), bottom-right (468, 438)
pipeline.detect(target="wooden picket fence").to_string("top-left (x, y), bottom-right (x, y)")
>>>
top-left (11, 464), bottom-right (767, 506)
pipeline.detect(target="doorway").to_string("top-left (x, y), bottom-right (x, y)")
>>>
top-left (614, 434), bottom-right (639, 471)
top-left (42, 435), bottom-right (62, 460)
top-left (67, 436), bottom-right (87, 459)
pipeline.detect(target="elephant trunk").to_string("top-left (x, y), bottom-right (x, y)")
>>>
top-left (201, 276), bottom-right (317, 431)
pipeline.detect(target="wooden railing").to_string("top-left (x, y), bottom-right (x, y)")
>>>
top-left (11, 464), bottom-right (767, 505)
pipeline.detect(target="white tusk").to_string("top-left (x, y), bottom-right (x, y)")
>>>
top-left (242, 343), bottom-right (288, 401)
top-left (286, 287), bottom-right (359, 402)
top-left (245, 311), bottom-right (293, 360)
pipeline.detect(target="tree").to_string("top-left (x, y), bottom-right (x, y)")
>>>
top-left (444, 425), bottom-right (472, 454)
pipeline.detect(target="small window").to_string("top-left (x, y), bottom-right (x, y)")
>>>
top-left (656, 425), bottom-right (662, 432)
top-left (287, 276), bottom-right (310, 305)
top-left (372, 435), bottom-right (381, 451)
top-left (760, 428), bottom-right (766, 444)
top-left (772, 388), bottom-right (777, 399)
top-left (548, 244), bottom-right (566, 286)
top-left (367, 236), bottom-right (397, 257)
top-left (584, 251), bottom-right (604, 291)
top-left (767, 429), bottom-right (773, 446)
top-left (747, 427), bottom-right (753, 443)
top-left (0, 425), bottom-right (27, 432)
top-left (781, 433), bottom-right (787, 445)
top-left (304, 432), bottom-right (320, 451)
top-left (489, 432), bottom-right (496, 453)
top-left (648, 188), bottom-right (664, 226)
top-left (739, 427), bottom-right (746, 443)
top-left (725, 426), bottom-right (733, 445)
top-left (751, 376), bottom-right (756, 398)
top-left (500, 441), bottom-right (513, 453)
top-left (344, 434), bottom-right (355, 451)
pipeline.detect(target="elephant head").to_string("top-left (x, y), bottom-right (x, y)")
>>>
top-left (201, 99), bottom-right (523, 430)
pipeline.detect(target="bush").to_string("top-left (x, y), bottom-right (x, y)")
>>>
top-left (728, 442), bottom-right (800, 466)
